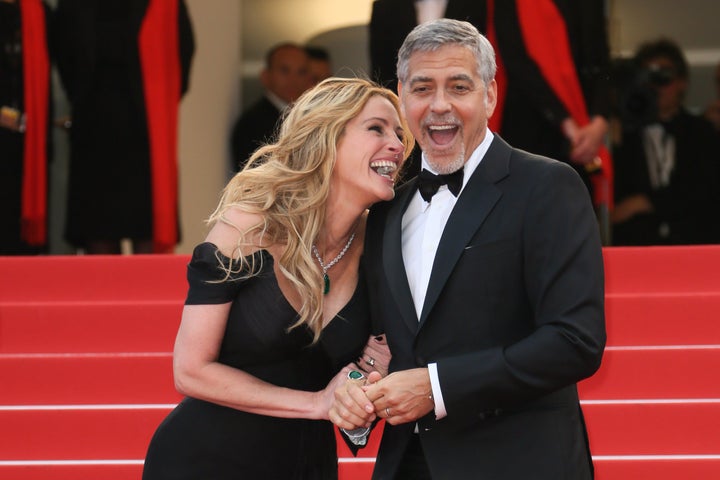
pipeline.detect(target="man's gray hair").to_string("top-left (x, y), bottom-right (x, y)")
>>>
top-left (396, 18), bottom-right (497, 86)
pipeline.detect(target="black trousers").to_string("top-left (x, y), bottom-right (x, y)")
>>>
top-left (394, 434), bottom-right (432, 480)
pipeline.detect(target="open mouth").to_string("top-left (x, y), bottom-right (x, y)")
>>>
top-left (370, 160), bottom-right (398, 180)
top-left (428, 124), bottom-right (458, 146)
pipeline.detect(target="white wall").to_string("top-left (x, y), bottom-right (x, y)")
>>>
top-left (238, 0), bottom-right (374, 107)
top-left (175, 0), bottom-right (243, 254)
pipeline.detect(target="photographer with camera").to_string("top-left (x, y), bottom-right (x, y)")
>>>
top-left (611, 38), bottom-right (720, 245)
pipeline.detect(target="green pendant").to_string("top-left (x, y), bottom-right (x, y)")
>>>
top-left (323, 273), bottom-right (330, 295)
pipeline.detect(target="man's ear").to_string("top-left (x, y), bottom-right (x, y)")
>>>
top-left (485, 79), bottom-right (498, 118)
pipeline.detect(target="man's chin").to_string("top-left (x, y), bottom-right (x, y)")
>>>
top-left (425, 147), bottom-right (466, 173)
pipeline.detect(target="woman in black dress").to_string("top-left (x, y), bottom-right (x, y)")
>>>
top-left (142, 77), bottom-right (413, 479)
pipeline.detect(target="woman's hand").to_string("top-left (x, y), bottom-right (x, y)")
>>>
top-left (357, 334), bottom-right (391, 378)
top-left (328, 364), bottom-right (377, 430)
top-left (313, 365), bottom-right (354, 420)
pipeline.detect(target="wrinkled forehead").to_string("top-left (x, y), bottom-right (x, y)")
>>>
top-left (405, 45), bottom-right (480, 80)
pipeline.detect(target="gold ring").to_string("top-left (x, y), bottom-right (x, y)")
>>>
top-left (365, 357), bottom-right (376, 367)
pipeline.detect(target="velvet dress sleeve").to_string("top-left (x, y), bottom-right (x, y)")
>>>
top-left (185, 242), bottom-right (250, 305)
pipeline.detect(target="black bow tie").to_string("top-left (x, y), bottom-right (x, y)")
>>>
top-left (417, 168), bottom-right (464, 202)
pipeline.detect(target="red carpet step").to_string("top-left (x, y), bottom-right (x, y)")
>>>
top-left (1, 246), bottom-right (719, 480)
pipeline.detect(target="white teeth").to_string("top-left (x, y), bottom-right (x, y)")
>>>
top-left (428, 125), bottom-right (455, 131)
top-left (370, 160), bottom-right (397, 178)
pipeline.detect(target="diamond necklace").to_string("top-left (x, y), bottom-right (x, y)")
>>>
top-left (312, 232), bottom-right (356, 295)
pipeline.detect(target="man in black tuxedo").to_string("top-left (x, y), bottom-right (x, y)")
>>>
top-left (331, 19), bottom-right (605, 479)
top-left (230, 42), bottom-right (309, 170)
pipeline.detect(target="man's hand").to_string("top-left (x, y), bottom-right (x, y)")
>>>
top-left (364, 368), bottom-right (434, 426)
top-left (611, 194), bottom-right (654, 224)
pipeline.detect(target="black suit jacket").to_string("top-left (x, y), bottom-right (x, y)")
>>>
top-left (363, 136), bottom-right (606, 479)
top-left (230, 96), bottom-right (282, 171)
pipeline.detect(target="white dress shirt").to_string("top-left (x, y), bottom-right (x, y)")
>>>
top-left (402, 129), bottom-right (494, 419)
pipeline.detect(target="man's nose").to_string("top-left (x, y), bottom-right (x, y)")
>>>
top-left (430, 90), bottom-right (452, 113)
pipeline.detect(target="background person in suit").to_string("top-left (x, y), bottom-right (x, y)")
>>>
top-left (50, 0), bottom-right (195, 254)
top-left (331, 19), bottom-right (606, 479)
top-left (491, 0), bottom-right (612, 204)
top-left (0, 0), bottom-right (51, 255)
top-left (611, 38), bottom-right (720, 245)
top-left (230, 42), bottom-right (309, 171)
top-left (368, 0), bottom-right (484, 90)
top-left (305, 45), bottom-right (332, 88)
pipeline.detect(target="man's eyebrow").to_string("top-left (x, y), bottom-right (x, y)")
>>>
top-left (407, 75), bottom-right (432, 86)
top-left (407, 73), bottom-right (475, 85)
top-left (449, 73), bottom-right (474, 83)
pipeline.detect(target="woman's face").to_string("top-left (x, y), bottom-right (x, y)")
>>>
top-left (333, 95), bottom-right (406, 206)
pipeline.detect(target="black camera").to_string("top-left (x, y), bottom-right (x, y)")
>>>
top-left (610, 58), bottom-right (668, 131)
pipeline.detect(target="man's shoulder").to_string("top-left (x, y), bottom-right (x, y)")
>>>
top-left (485, 137), bottom-right (586, 197)
top-left (501, 140), bottom-right (574, 173)
top-left (238, 96), bottom-right (280, 120)
top-left (482, 135), bottom-right (564, 180)
top-left (233, 97), bottom-right (281, 132)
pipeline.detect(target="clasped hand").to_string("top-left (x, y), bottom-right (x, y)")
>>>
top-left (329, 367), bottom-right (434, 430)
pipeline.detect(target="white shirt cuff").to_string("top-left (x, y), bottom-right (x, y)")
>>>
top-left (428, 362), bottom-right (447, 419)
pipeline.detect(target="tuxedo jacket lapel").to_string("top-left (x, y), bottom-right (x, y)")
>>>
top-left (420, 137), bottom-right (511, 326)
top-left (382, 183), bottom-right (420, 334)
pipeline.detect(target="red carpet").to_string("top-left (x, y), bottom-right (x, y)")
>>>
top-left (1, 246), bottom-right (719, 479)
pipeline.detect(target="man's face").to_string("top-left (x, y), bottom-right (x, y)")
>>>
top-left (398, 44), bottom-right (496, 174)
top-left (262, 46), bottom-right (310, 104)
top-left (307, 58), bottom-right (332, 88)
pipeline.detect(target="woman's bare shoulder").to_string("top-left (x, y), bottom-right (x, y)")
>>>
top-left (204, 207), bottom-right (265, 258)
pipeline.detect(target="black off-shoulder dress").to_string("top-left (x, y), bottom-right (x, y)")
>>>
top-left (142, 243), bottom-right (370, 479)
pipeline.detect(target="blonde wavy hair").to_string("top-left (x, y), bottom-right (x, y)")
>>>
top-left (208, 77), bottom-right (414, 341)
